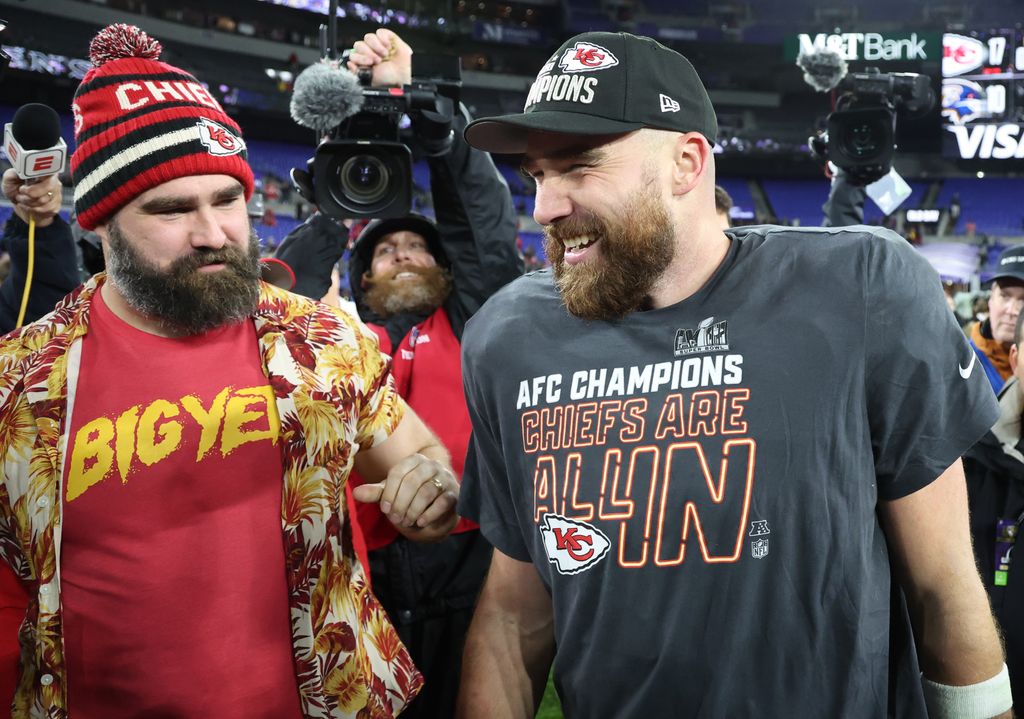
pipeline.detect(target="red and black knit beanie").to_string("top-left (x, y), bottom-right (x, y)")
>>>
top-left (71, 24), bottom-right (254, 230)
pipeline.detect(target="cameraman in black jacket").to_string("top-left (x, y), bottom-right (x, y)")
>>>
top-left (276, 29), bottom-right (522, 718)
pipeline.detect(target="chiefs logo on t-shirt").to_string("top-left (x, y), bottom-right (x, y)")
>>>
top-left (540, 514), bottom-right (611, 575)
top-left (558, 42), bottom-right (619, 73)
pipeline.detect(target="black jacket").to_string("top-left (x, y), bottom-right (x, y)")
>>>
top-left (964, 377), bottom-right (1024, 706)
top-left (276, 105), bottom-right (521, 349)
top-left (0, 213), bottom-right (81, 335)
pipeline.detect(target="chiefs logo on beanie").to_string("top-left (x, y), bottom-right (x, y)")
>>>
top-left (71, 24), bottom-right (254, 230)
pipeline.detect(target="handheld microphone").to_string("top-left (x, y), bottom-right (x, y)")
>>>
top-left (4, 103), bottom-right (67, 180)
top-left (290, 61), bottom-right (365, 133)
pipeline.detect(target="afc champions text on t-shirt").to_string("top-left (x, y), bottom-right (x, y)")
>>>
top-left (459, 225), bottom-right (999, 718)
top-left (59, 289), bottom-right (303, 718)
top-left (515, 345), bottom-right (752, 575)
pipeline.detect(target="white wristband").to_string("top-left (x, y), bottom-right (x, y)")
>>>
top-left (921, 663), bottom-right (1013, 719)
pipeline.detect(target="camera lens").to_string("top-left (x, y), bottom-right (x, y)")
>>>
top-left (841, 121), bottom-right (884, 159)
top-left (338, 154), bottom-right (390, 205)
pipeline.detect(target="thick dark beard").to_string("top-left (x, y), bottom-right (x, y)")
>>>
top-left (542, 181), bottom-right (676, 321)
top-left (362, 265), bottom-right (452, 318)
top-left (105, 219), bottom-right (262, 336)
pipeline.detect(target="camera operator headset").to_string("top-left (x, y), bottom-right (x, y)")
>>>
top-left (0, 104), bottom-right (80, 333)
top-left (275, 28), bottom-right (522, 719)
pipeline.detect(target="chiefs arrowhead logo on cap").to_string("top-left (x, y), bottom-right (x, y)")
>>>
top-left (197, 117), bottom-right (245, 157)
top-left (559, 41), bottom-right (619, 73)
top-left (540, 513), bottom-right (611, 575)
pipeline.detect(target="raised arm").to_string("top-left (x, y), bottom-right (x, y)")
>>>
top-left (456, 548), bottom-right (556, 719)
top-left (0, 171), bottom-right (80, 333)
top-left (350, 28), bottom-right (523, 334)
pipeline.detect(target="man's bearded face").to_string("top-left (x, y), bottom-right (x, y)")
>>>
top-left (543, 180), bottom-right (676, 321)
top-left (362, 264), bottom-right (452, 318)
top-left (105, 217), bottom-right (262, 335)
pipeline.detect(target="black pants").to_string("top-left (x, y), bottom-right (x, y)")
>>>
top-left (369, 530), bottom-right (492, 719)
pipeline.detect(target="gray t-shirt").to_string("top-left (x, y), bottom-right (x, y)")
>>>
top-left (458, 225), bottom-right (999, 719)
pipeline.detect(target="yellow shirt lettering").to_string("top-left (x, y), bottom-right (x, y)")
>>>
top-left (67, 417), bottom-right (115, 502)
top-left (221, 386), bottom-right (280, 456)
top-left (136, 399), bottom-right (183, 466)
top-left (115, 405), bottom-right (140, 482)
top-left (181, 388), bottom-right (231, 461)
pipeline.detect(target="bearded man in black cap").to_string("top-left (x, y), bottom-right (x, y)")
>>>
top-left (456, 31), bottom-right (1011, 719)
top-left (276, 28), bottom-right (522, 719)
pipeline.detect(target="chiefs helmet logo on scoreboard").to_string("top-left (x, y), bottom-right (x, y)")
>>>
top-left (943, 34), bottom-right (986, 76)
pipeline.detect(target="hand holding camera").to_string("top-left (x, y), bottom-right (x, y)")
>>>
top-left (347, 29), bottom-right (412, 87)
top-left (290, 27), bottom-right (461, 220)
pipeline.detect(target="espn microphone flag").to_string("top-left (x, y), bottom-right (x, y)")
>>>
top-left (4, 103), bottom-right (67, 180)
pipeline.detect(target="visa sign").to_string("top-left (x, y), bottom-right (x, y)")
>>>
top-left (947, 124), bottom-right (1024, 160)
top-left (786, 32), bottom-right (937, 62)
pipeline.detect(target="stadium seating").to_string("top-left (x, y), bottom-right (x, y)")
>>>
top-left (935, 178), bottom-right (1024, 237)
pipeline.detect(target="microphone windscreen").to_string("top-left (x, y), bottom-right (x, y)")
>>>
top-left (796, 48), bottom-right (849, 93)
top-left (290, 62), bottom-right (365, 133)
top-left (12, 103), bottom-right (62, 150)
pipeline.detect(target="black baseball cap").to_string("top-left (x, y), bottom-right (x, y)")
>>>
top-left (991, 244), bottom-right (1024, 285)
top-left (465, 32), bottom-right (718, 154)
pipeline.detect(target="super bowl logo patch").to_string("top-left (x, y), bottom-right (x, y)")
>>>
top-left (197, 117), bottom-right (245, 157)
top-left (674, 316), bottom-right (729, 356)
top-left (558, 42), bottom-right (619, 73)
top-left (540, 513), bottom-right (611, 575)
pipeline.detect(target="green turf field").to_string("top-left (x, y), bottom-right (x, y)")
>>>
top-left (536, 674), bottom-right (563, 719)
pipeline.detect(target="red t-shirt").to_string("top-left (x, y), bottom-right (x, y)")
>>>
top-left (355, 310), bottom-right (478, 551)
top-left (59, 289), bottom-right (302, 718)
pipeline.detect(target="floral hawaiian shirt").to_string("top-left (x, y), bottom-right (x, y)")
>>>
top-left (0, 275), bottom-right (423, 718)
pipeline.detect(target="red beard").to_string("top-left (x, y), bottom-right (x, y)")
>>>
top-left (543, 183), bottom-right (675, 321)
top-left (362, 264), bottom-right (453, 318)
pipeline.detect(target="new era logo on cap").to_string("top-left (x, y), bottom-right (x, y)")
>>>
top-left (660, 94), bottom-right (681, 113)
top-left (559, 42), bottom-right (619, 72)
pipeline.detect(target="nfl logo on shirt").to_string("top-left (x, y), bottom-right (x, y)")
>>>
top-left (751, 537), bottom-right (769, 559)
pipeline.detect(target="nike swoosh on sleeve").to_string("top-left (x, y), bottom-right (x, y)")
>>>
top-left (959, 352), bottom-right (977, 379)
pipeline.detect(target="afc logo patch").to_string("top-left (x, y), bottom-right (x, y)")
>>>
top-left (540, 513), bottom-right (611, 575)
top-left (196, 117), bottom-right (245, 157)
top-left (749, 519), bottom-right (770, 559)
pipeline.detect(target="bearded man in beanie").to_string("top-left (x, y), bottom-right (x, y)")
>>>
top-left (456, 32), bottom-right (1011, 718)
top-left (0, 24), bottom-right (461, 718)
top-left (276, 28), bottom-right (522, 719)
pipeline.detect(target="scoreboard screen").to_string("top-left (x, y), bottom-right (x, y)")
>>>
top-left (943, 31), bottom-right (1024, 159)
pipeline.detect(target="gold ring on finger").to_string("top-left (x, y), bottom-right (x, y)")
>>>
top-left (46, 191), bottom-right (53, 198)
top-left (431, 477), bottom-right (444, 493)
